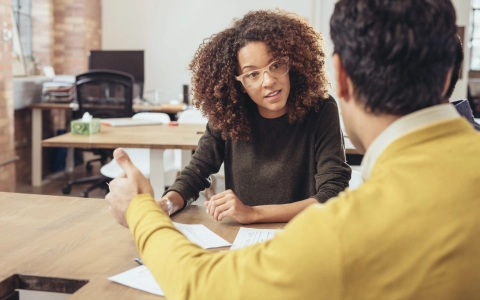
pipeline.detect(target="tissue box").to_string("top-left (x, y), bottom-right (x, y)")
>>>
top-left (70, 118), bottom-right (101, 135)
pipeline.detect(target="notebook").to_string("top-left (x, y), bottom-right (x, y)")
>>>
top-left (100, 118), bottom-right (163, 127)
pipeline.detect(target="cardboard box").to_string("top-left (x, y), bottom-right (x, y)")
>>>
top-left (70, 118), bottom-right (101, 135)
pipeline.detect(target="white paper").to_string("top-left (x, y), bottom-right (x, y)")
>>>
top-left (230, 227), bottom-right (283, 250)
top-left (108, 266), bottom-right (164, 296)
top-left (100, 118), bottom-right (163, 127)
top-left (108, 223), bottom-right (229, 296)
top-left (173, 222), bottom-right (231, 249)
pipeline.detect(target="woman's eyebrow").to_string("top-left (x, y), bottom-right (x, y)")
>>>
top-left (241, 58), bottom-right (275, 72)
top-left (241, 65), bottom-right (257, 72)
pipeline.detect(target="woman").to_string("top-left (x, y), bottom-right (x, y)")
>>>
top-left (158, 10), bottom-right (351, 224)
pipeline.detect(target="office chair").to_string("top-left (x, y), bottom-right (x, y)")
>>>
top-left (62, 69), bottom-right (134, 197)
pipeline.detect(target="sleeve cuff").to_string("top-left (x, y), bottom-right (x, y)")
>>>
top-left (163, 185), bottom-right (196, 209)
top-left (311, 194), bottom-right (329, 204)
top-left (126, 194), bottom-right (168, 227)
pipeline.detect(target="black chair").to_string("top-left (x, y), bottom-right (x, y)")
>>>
top-left (62, 69), bottom-right (134, 197)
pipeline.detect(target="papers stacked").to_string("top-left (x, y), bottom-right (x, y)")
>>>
top-left (42, 76), bottom-right (75, 103)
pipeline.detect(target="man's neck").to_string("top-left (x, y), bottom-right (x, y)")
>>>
top-left (356, 112), bottom-right (402, 152)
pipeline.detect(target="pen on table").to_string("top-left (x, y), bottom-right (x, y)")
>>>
top-left (134, 258), bottom-right (144, 265)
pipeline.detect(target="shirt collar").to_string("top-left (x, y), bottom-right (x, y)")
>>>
top-left (360, 104), bottom-right (460, 180)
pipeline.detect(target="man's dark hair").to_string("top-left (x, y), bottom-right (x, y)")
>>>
top-left (445, 35), bottom-right (464, 99)
top-left (330, 0), bottom-right (457, 115)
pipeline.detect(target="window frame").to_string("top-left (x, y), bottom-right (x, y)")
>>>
top-left (11, 0), bottom-right (33, 62)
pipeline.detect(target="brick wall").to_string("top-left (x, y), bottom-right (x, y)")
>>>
top-left (53, 0), bottom-right (102, 75)
top-left (14, 0), bottom-right (101, 184)
top-left (0, 0), bottom-right (16, 192)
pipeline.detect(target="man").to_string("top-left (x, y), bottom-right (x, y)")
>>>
top-left (447, 35), bottom-right (480, 130)
top-left (106, 0), bottom-right (480, 299)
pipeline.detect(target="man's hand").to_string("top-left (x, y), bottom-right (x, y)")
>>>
top-left (105, 148), bottom-right (154, 227)
top-left (204, 189), bottom-right (257, 224)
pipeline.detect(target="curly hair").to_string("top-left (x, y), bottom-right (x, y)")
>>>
top-left (189, 10), bottom-right (330, 140)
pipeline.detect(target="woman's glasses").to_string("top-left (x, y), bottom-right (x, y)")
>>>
top-left (235, 57), bottom-right (289, 89)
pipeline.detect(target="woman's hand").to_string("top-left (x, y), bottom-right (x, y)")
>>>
top-left (204, 189), bottom-right (257, 224)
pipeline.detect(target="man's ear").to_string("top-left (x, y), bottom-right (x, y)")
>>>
top-left (441, 67), bottom-right (453, 99)
top-left (333, 54), bottom-right (350, 101)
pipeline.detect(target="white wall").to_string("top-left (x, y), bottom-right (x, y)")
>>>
top-left (451, 0), bottom-right (471, 101)
top-left (102, 0), bottom-right (471, 102)
top-left (312, 0), bottom-right (337, 93)
top-left (102, 0), bottom-right (323, 103)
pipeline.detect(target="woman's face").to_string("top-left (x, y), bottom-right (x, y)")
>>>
top-left (237, 42), bottom-right (290, 118)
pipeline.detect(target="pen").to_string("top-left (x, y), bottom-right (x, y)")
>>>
top-left (134, 258), bottom-right (143, 265)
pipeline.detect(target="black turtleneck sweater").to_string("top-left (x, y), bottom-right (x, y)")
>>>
top-left (165, 96), bottom-right (351, 207)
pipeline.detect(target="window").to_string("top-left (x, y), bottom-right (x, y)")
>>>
top-left (11, 0), bottom-right (32, 61)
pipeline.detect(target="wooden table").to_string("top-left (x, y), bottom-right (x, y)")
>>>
top-left (42, 124), bottom-right (206, 197)
top-left (0, 192), bottom-right (284, 299)
top-left (29, 103), bottom-right (186, 187)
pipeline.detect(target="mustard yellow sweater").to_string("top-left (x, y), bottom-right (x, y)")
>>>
top-left (127, 118), bottom-right (480, 300)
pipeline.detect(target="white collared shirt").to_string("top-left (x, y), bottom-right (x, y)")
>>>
top-left (360, 104), bottom-right (461, 180)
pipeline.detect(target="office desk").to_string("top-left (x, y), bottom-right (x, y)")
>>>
top-left (30, 103), bottom-right (186, 187)
top-left (42, 124), bottom-right (205, 197)
top-left (42, 123), bottom-right (359, 196)
top-left (0, 192), bottom-right (284, 299)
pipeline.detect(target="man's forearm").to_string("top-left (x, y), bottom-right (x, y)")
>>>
top-left (127, 194), bottom-right (341, 299)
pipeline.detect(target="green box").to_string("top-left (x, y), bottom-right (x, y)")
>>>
top-left (70, 118), bottom-right (101, 135)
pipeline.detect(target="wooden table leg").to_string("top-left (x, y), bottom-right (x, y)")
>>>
top-left (180, 149), bottom-right (192, 169)
top-left (32, 108), bottom-right (43, 186)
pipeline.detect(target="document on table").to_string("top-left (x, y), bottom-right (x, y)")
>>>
top-left (173, 222), bottom-right (231, 249)
top-left (108, 223), bottom-right (230, 296)
top-left (108, 266), bottom-right (164, 296)
top-left (230, 227), bottom-right (283, 250)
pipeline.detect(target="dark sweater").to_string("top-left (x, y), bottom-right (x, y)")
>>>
top-left (165, 96), bottom-right (351, 207)
top-left (452, 99), bottom-right (480, 131)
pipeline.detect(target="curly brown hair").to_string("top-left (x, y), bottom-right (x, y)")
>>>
top-left (189, 9), bottom-right (330, 140)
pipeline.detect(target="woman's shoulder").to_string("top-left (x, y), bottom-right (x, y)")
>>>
top-left (306, 94), bottom-right (340, 118)
top-left (302, 95), bottom-right (342, 138)
top-left (206, 123), bottom-right (226, 141)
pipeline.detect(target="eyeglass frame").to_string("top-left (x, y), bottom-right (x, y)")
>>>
top-left (235, 57), bottom-right (290, 89)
